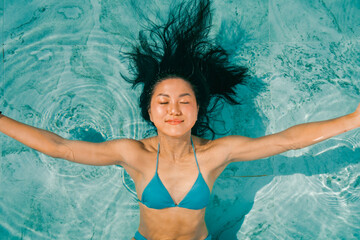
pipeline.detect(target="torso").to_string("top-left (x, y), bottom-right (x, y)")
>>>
top-left (123, 136), bottom-right (228, 239)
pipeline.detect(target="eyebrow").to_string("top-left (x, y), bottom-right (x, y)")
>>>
top-left (156, 93), bottom-right (192, 97)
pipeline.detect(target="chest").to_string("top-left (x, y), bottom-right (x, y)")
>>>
top-left (158, 165), bottom-right (200, 201)
top-left (140, 159), bottom-right (211, 209)
top-left (134, 146), bottom-right (219, 205)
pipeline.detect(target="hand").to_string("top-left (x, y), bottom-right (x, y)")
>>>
top-left (356, 103), bottom-right (360, 114)
top-left (352, 103), bottom-right (360, 128)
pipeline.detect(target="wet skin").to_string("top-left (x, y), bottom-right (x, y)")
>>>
top-left (130, 78), bottom-right (216, 239)
top-left (1, 78), bottom-right (359, 239)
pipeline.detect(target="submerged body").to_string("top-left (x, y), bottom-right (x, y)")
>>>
top-left (1, 78), bottom-right (359, 239)
top-left (0, 78), bottom-right (359, 239)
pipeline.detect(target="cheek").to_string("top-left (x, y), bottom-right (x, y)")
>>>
top-left (183, 105), bottom-right (198, 120)
top-left (149, 104), bottom-right (165, 120)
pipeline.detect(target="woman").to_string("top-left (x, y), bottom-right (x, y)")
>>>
top-left (1, 0), bottom-right (359, 239)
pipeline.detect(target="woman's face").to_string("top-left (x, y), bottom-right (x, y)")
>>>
top-left (149, 78), bottom-right (199, 137)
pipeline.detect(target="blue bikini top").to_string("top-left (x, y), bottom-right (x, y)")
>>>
top-left (139, 138), bottom-right (210, 210)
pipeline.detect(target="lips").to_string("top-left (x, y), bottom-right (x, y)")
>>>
top-left (165, 119), bottom-right (184, 125)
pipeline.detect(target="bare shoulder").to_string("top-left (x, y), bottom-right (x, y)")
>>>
top-left (194, 135), bottom-right (249, 151)
top-left (111, 136), bottom-right (158, 148)
top-left (191, 135), bottom-right (229, 164)
top-left (191, 136), bottom-right (248, 180)
top-left (191, 135), bottom-right (212, 149)
top-left (126, 137), bottom-right (158, 164)
top-left (106, 138), bottom-right (143, 155)
top-left (192, 135), bottom-right (250, 166)
top-left (98, 138), bottom-right (154, 183)
top-left (109, 137), bottom-right (158, 173)
top-left (139, 136), bottom-right (159, 152)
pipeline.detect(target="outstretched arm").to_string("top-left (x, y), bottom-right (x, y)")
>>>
top-left (0, 113), bottom-right (136, 166)
top-left (221, 104), bottom-right (360, 163)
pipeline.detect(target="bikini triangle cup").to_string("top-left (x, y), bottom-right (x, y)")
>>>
top-left (140, 138), bottom-right (210, 210)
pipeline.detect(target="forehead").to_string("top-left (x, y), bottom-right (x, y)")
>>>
top-left (153, 78), bottom-right (195, 95)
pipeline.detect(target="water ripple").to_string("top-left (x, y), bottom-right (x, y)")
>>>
top-left (238, 166), bottom-right (360, 239)
top-left (2, 0), bottom-right (360, 239)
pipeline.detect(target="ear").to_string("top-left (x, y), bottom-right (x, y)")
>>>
top-left (148, 108), bottom-right (153, 122)
top-left (196, 104), bottom-right (199, 121)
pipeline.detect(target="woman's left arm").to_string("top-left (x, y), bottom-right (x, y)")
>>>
top-left (222, 104), bottom-right (360, 163)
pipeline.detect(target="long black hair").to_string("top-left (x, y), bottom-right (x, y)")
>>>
top-left (124, 0), bottom-right (247, 138)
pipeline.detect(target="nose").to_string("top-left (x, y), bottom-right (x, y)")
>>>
top-left (168, 102), bottom-right (181, 115)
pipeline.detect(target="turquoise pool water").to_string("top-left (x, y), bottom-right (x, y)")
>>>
top-left (1, 0), bottom-right (359, 239)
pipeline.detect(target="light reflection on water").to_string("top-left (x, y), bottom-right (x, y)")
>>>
top-left (1, 0), bottom-right (360, 239)
top-left (237, 167), bottom-right (360, 239)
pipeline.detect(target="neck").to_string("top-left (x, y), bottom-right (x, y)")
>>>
top-left (156, 132), bottom-right (193, 162)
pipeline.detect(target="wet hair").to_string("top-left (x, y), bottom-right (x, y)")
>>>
top-left (124, 0), bottom-right (247, 138)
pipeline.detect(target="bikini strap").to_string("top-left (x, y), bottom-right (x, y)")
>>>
top-left (156, 142), bottom-right (160, 171)
top-left (191, 138), bottom-right (200, 172)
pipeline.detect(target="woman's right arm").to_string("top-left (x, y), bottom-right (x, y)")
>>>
top-left (0, 114), bottom-right (135, 166)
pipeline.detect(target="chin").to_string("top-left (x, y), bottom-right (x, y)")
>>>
top-left (159, 127), bottom-right (192, 138)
